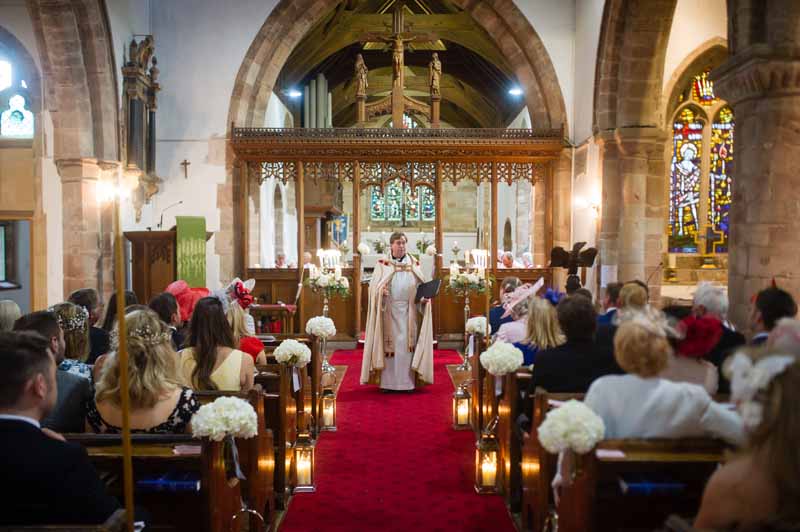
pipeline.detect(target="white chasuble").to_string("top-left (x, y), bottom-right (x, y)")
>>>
top-left (360, 254), bottom-right (435, 388)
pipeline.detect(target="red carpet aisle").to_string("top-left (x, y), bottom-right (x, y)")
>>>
top-left (280, 349), bottom-right (516, 532)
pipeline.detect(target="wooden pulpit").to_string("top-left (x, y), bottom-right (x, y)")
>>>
top-left (125, 230), bottom-right (212, 303)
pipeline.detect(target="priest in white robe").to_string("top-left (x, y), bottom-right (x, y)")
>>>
top-left (360, 232), bottom-right (435, 390)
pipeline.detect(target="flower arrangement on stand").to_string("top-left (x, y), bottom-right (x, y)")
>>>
top-left (446, 256), bottom-right (493, 371)
top-left (305, 250), bottom-right (351, 317)
top-left (416, 234), bottom-right (434, 255)
top-left (306, 316), bottom-right (337, 374)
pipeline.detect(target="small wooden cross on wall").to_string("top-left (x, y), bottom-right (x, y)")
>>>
top-left (180, 159), bottom-right (191, 179)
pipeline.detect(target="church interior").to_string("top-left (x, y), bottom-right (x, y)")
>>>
top-left (1, 0), bottom-right (800, 530)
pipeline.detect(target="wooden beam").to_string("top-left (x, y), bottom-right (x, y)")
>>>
top-left (434, 160), bottom-right (443, 337)
top-left (353, 162), bottom-right (362, 337)
top-left (491, 162), bottom-right (498, 279)
top-left (297, 161), bottom-right (305, 334)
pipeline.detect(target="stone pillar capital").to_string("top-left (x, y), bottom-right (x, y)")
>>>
top-left (55, 158), bottom-right (103, 183)
top-left (613, 127), bottom-right (668, 158)
top-left (713, 47), bottom-right (800, 106)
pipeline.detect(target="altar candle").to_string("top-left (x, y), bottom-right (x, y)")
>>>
top-left (317, 249), bottom-right (323, 269)
top-left (334, 265), bottom-right (342, 280)
top-left (668, 253), bottom-right (676, 269)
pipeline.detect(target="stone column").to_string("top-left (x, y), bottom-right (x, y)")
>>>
top-left (597, 132), bottom-right (621, 292)
top-left (713, 0), bottom-right (800, 330)
top-left (56, 158), bottom-right (104, 297)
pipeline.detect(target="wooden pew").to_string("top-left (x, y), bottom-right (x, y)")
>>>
top-left (307, 335), bottom-right (322, 437)
top-left (557, 438), bottom-right (726, 532)
top-left (496, 368), bottom-right (532, 512)
top-left (192, 388), bottom-right (274, 529)
top-left (64, 433), bottom-right (244, 532)
top-left (470, 333), bottom-right (487, 434)
top-left (0, 510), bottom-right (126, 532)
top-left (520, 391), bottom-right (584, 532)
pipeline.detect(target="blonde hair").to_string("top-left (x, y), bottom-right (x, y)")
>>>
top-left (50, 301), bottom-right (89, 361)
top-left (746, 350), bottom-right (800, 527)
top-left (619, 283), bottom-right (648, 310)
top-left (95, 309), bottom-right (180, 408)
top-left (522, 296), bottom-right (564, 350)
top-left (0, 300), bottom-right (22, 332)
top-left (226, 302), bottom-right (249, 344)
top-left (614, 319), bottom-right (671, 377)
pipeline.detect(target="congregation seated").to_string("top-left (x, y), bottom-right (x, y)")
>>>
top-left (179, 296), bottom-right (255, 391)
top-left (695, 348), bottom-right (800, 530)
top-left (13, 310), bottom-right (91, 433)
top-left (0, 331), bottom-right (120, 526)
top-left (100, 290), bottom-right (138, 334)
top-left (50, 301), bottom-right (93, 380)
top-left (749, 285), bottom-right (797, 346)
top-left (596, 282), bottom-right (622, 326)
top-left (0, 299), bottom-right (22, 332)
top-left (660, 311), bottom-right (720, 394)
top-left (148, 291), bottom-right (185, 349)
top-left (527, 295), bottom-right (622, 394)
top-left (496, 283), bottom-right (536, 344)
top-left (595, 281), bottom-right (649, 349)
top-left (68, 288), bottom-right (110, 364)
top-left (489, 276), bottom-right (521, 334)
top-left (88, 309), bottom-right (199, 434)
top-left (512, 296), bottom-right (564, 366)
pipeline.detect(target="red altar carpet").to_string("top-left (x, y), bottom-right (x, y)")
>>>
top-left (280, 349), bottom-right (516, 532)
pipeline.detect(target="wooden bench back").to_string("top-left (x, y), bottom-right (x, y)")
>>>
top-left (496, 368), bottom-right (532, 512)
top-left (0, 509), bottom-right (126, 532)
top-left (469, 333), bottom-right (487, 434)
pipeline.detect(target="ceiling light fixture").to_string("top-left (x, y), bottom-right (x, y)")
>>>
top-left (508, 87), bottom-right (523, 96)
top-left (287, 89), bottom-right (303, 99)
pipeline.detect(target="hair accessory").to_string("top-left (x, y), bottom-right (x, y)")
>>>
top-left (229, 280), bottom-right (254, 310)
top-left (676, 315), bottom-right (723, 358)
top-left (725, 351), bottom-right (795, 430)
top-left (49, 305), bottom-right (89, 332)
top-left (111, 324), bottom-right (172, 348)
top-left (543, 287), bottom-right (565, 307)
top-left (501, 278), bottom-right (544, 318)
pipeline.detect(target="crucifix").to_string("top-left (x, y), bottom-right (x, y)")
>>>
top-left (361, 1), bottom-right (434, 127)
top-left (180, 159), bottom-right (190, 179)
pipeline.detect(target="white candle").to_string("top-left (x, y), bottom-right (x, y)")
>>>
top-left (317, 249), bottom-right (323, 269)
top-left (457, 401), bottom-right (469, 425)
top-left (334, 265), bottom-right (342, 280)
top-left (323, 404), bottom-right (334, 426)
top-left (297, 454), bottom-right (312, 485)
top-left (481, 455), bottom-right (497, 487)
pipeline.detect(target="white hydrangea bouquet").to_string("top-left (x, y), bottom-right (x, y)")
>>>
top-left (447, 271), bottom-right (488, 294)
top-left (305, 316), bottom-right (336, 339)
top-left (537, 400), bottom-right (605, 454)
top-left (465, 316), bottom-right (490, 336)
top-left (306, 268), bottom-right (350, 299)
top-left (479, 340), bottom-right (523, 376)
top-left (357, 242), bottom-right (371, 255)
top-left (274, 339), bottom-right (312, 368)
top-left (191, 396), bottom-right (258, 441)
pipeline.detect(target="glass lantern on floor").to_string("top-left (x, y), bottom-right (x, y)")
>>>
top-left (475, 417), bottom-right (499, 494)
top-left (320, 387), bottom-right (337, 431)
top-left (452, 384), bottom-right (471, 430)
top-left (293, 431), bottom-right (315, 493)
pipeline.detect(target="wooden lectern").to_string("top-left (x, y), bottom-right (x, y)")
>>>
top-left (124, 230), bottom-right (212, 303)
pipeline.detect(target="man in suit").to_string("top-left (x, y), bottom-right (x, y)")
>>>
top-left (692, 284), bottom-right (745, 393)
top-left (68, 288), bottom-right (110, 364)
top-left (528, 295), bottom-right (623, 394)
top-left (13, 311), bottom-right (92, 433)
top-left (750, 286), bottom-right (798, 346)
top-left (597, 282), bottom-right (622, 327)
top-left (0, 331), bottom-right (120, 525)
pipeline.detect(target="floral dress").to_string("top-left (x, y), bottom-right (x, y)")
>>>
top-left (86, 387), bottom-right (199, 434)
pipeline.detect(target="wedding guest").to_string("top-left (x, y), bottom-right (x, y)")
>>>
top-left (659, 313), bottom-right (720, 394)
top-left (767, 318), bottom-right (800, 356)
top-left (49, 302), bottom-right (92, 379)
top-left (148, 292), bottom-right (184, 349)
top-left (489, 277), bottom-right (521, 334)
top-left (0, 331), bottom-right (120, 525)
top-left (695, 350), bottom-right (800, 530)
top-left (573, 288), bottom-right (593, 302)
top-left (513, 296), bottom-right (564, 365)
top-left (496, 284), bottom-right (536, 344)
top-left (13, 311), bottom-right (92, 433)
top-left (500, 252), bottom-right (521, 269)
top-left (527, 295), bottom-right (622, 394)
top-left (100, 290), bottom-right (138, 333)
top-left (165, 280), bottom-right (209, 326)
top-left (68, 288), bottom-right (110, 364)
top-left (227, 300), bottom-right (267, 365)
top-left (179, 297), bottom-right (254, 391)
top-left (0, 300), bottom-right (21, 332)
top-left (89, 310), bottom-right (198, 434)
top-left (275, 253), bottom-right (287, 268)
top-left (692, 283), bottom-right (745, 393)
top-left (750, 286), bottom-right (797, 345)
top-left (597, 282), bottom-right (622, 326)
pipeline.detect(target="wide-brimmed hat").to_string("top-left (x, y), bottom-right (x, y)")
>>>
top-left (501, 278), bottom-right (544, 319)
top-left (165, 280), bottom-right (209, 323)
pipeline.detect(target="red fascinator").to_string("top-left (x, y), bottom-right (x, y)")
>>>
top-left (231, 281), bottom-right (254, 310)
top-left (165, 280), bottom-right (210, 323)
top-left (677, 315), bottom-right (723, 358)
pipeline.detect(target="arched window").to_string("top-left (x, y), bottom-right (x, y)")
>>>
top-left (667, 69), bottom-right (733, 254)
top-left (0, 57), bottom-right (34, 139)
top-left (370, 179), bottom-right (435, 223)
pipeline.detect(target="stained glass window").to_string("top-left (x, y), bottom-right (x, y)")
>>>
top-left (1, 94), bottom-right (34, 138)
top-left (369, 179), bottom-right (435, 223)
top-left (707, 106), bottom-right (734, 253)
top-left (692, 70), bottom-right (718, 106)
top-left (668, 107), bottom-right (704, 253)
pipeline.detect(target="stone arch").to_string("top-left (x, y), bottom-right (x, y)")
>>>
top-left (27, 0), bottom-right (119, 161)
top-left (222, 0), bottom-right (569, 280)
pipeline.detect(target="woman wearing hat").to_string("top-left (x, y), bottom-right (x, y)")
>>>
top-left (495, 283), bottom-right (538, 344)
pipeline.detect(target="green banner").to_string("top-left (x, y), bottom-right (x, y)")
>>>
top-left (176, 216), bottom-right (206, 288)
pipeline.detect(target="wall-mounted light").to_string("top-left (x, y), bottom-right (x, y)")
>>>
top-left (573, 194), bottom-right (601, 219)
top-left (287, 89), bottom-right (303, 99)
top-left (508, 87), bottom-right (523, 97)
